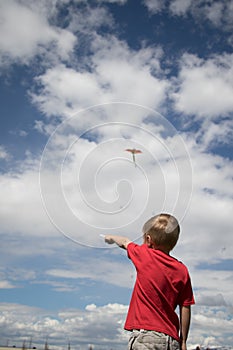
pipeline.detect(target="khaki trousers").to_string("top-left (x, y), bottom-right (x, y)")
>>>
top-left (128, 330), bottom-right (180, 350)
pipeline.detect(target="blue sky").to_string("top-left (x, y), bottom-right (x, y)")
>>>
top-left (0, 0), bottom-right (233, 349)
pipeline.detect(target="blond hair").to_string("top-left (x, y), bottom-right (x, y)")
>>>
top-left (142, 213), bottom-right (180, 251)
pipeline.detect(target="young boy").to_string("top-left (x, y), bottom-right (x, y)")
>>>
top-left (104, 213), bottom-right (195, 350)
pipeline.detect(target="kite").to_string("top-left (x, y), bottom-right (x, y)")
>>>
top-left (125, 148), bottom-right (142, 167)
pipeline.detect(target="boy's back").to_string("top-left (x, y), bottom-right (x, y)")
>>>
top-left (103, 213), bottom-right (195, 350)
top-left (125, 242), bottom-right (194, 342)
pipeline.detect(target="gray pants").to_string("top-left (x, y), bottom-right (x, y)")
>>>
top-left (128, 330), bottom-right (180, 350)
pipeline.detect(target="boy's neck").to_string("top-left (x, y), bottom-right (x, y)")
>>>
top-left (146, 242), bottom-right (170, 255)
top-left (144, 235), bottom-right (171, 255)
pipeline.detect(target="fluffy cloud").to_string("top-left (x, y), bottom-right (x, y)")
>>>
top-left (0, 301), bottom-right (232, 349)
top-left (175, 139), bottom-right (233, 252)
top-left (195, 119), bottom-right (233, 150)
top-left (0, 302), bottom-right (129, 349)
top-left (171, 52), bottom-right (233, 152)
top-left (169, 0), bottom-right (192, 16)
top-left (172, 53), bottom-right (233, 119)
top-left (31, 64), bottom-right (105, 117)
top-left (143, 0), bottom-right (165, 13)
top-left (0, 0), bottom-right (232, 348)
top-left (0, 281), bottom-right (15, 289)
top-left (98, 0), bottom-right (127, 3)
top-left (0, 145), bottom-right (10, 160)
top-left (190, 305), bottom-right (233, 348)
top-left (0, 102), bottom-right (191, 246)
top-left (0, 162), bottom-right (56, 237)
top-left (144, 0), bottom-right (233, 32)
top-left (0, 0), bottom-right (76, 66)
top-left (31, 38), bottom-right (168, 119)
top-left (45, 254), bottom-right (135, 289)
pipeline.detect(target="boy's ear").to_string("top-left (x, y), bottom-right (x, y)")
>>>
top-left (146, 234), bottom-right (153, 246)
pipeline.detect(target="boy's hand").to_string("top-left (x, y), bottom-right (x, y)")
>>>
top-left (100, 234), bottom-right (131, 249)
top-left (104, 235), bottom-right (115, 244)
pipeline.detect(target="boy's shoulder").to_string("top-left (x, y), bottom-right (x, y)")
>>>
top-left (128, 243), bottom-right (188, 265)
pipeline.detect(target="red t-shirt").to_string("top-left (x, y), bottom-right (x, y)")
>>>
top-left (124, 243), bottom-right (195, 341)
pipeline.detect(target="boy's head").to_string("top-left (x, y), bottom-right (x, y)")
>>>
top-left (142, 213), bottom-right (180, 251)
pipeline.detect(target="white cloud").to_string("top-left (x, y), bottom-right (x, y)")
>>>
top-left (172, 53), bottom-right (233, 119)
top-left (1, 100), bottom-right (232, 253)
top-left (32, 64), bottom-right (104, 117)
top-left (0, 0), bottom-right (76, 65)
top-left (0, 281), bottom-right (15, 289)
top-left (192, 269), bottom-right (233, 305)
top-left (45, 256), bottom-right (135, 289)
top-left (0, 302), bottom-right (129, 349)
top-left (0, 267), bottom-right (36, 282)
top-left (174, 140), bottom-right (233, 258)
top-left (205, 1), bottom-right (224, 27)
top-left (145, 0), bottom-right (233, 33)
top-left (0, 145), bottom-right (10, 160)
top-left (169, 0), bottom-right (192, 16)
top-left (0, 162), bottom-right (56, 237)
top-left (143, 0), bottom-right (165, 14)
top-left (197, 293), bottom-right (227, 307)
top-left (195, 119), bottom-right (233, 150)
top-left (190, 305), bottom-right (233, 348)
top-left (197, 0), bottom-right (233, 29)
top-left (0, 129), bottom-right (232, 347)
top-left (97, 0), bottom-right (127, 3)
top-left (68, 4), bottom-right (114, 33)
top-left (92, 36), bottom-right (167, 107)
top-left (31, 37), bottom-right (168, 119)
top-left (0, 1), bottom-right (232, 347)
top-left (0, 301), bottom-right (232, 349)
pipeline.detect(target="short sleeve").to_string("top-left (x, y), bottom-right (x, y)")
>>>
top-left (127, 242), bottom-right (145, 269)
top-left (178, 271), bottom-right (195, 306)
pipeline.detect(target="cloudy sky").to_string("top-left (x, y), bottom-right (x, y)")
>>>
top-left (0, 0), bottom-right (233, 349)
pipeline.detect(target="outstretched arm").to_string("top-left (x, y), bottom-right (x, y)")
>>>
top-left (179, 305), bottom-right (191, 350)
top-left (104, 235), bottom-right (132, 249)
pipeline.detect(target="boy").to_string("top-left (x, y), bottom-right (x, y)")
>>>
top-left (104, 213), bottom-right (195, 350)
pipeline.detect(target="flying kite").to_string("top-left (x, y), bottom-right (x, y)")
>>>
top-left (125, 148), bottom-right (142, 166)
